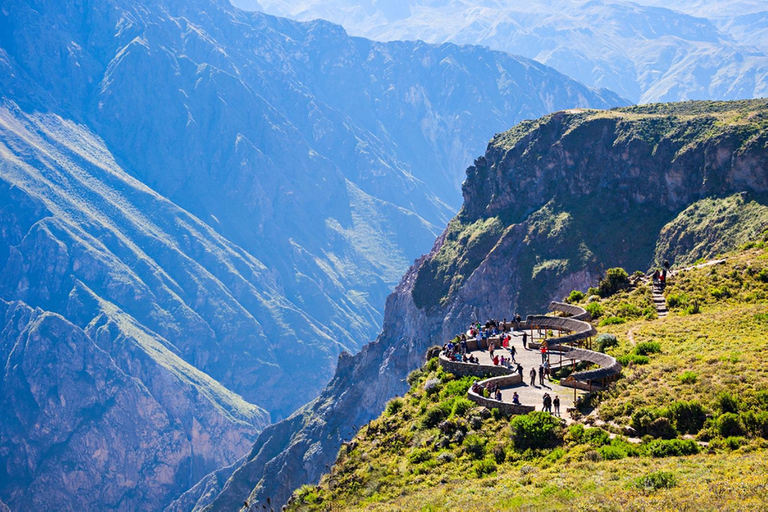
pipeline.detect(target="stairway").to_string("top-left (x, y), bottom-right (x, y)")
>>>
top-left (652, 285), bottom-right (668, 318)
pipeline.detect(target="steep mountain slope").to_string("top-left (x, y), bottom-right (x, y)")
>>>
top-left (251, 0), bottom-right (768, 104)
top-left (1, 0), bottom-right (623, 421)
top-left (0, 104), bottom-right (274, 511)
top-left (193, 99), bottom-right (768, 510)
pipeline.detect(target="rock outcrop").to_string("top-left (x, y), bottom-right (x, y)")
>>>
top-left (194, 99), bottom-right (768, 510)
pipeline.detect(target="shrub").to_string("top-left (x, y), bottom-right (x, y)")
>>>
top-left (407, 370), bottom-right (423, 389)
top-left (491, 443), bottom-right (507, 463)
top-left (463, 434), bottom-right (487, 459)
top-left (715, 391), bottom-right (740, 414)
top-left (598, 268), bottom-right (630, 297)
top-left (716, 413), bottom-right (746, 437)
top-left (565, 423), bottom-right (584, 444)
top-left (634, 471), bottom-right (677, 491)
top-left (617, 354), bottom-right (649, 366)
top-left (677, 371), bottom-right (698, 384)
top-left (567, 290), bottom-right (586, 303)
top-left (585, 302), bottom-right (603, 319)
top-left (741, 411), bottom-right (768, 438)
top-left (587, 287), bottom-right (600, 298)
top-left (408, 448), bottom-right (433, 464)
top-left (582, 427), bottom-right (611, 447)
top-left (386, 398), bottom-right (404, 416)
top-left (595, 334), bottom-right (619, 353)
top-left (724, 436), bottom-right (747, 450)
top-left (473, 458), bottom-right (497, 477)
top-left (758, 268), bottom-right (768, 282)
top-left (424, 378), bottom-right (441, 394)
top-left (510, 411), bottom-right (563, 450)
top-left (667, 401), bottom-right (706, 435)
top-left (421, 406), bottom-right (447, 428)
top-left (452, 397), bottom-right (474, 417)
top-left (647, 417), bottom-right (678, 440)
top-left (442, 377), bottom-right (474, 398)
top-left (599, 316), bottom-right (626, 326)
top-left (634, 341), bottom-right (661, 355)
top-left (425, 357), bottom-right (439, 372)
top-left (599, 444), bottom-right (627, 460)
top-left (709, 286), bottom-right (731, 299)
top-left (647, 439), bottom-right (700, 457)
top-left (666, 293), bottom-right (688, 309)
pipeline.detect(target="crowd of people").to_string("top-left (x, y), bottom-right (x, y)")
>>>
top-left (437, 316), bottom-right (571, 415)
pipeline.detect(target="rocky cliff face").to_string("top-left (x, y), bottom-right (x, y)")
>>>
top-left (192, 99), bottom-right (768, 510)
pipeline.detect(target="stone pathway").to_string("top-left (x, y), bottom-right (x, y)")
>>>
top-left (652, 284), bottom-right (668, 318)
top-left (467, 331), bottom-right (586, 417)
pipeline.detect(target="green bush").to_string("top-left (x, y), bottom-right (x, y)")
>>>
top-left (585, 302), bottom-right (603, 319)
top-left (425, 357), bottom-right (439, 372)
top-left (441, 377), bottom-right (474, 398)
top-left (473, 458), bottom-right (497, 478)
top-left (452, 397), bottom-right (475, 417)
top-left (709, 286), bottom-right (732, 299)
top-left (510, 411), bottom-right (563, 450)
top-left (408, 448), bottom-right (433, 464)
top-left (599, 316), bottom-right (626, 326)
top-left (724, 436), bottom-right (747, 450)
top-left (617, 354), bottom-right (650, 366)
top-left (715, 391), bottom-right (740, 414)
top-left (598, 444), bottom-right (627, 460)
top-left (463, 434), bottom-right (487, 460)
top-left (634, 341), bottom-right (661, 355)
top-left (666, 293), bottom-right (688, 309)
top-left (647, 417), bottom-right (678, 439)
top-left (646, 439), bottom-right (700, 457)
top-left (677, 371), bottom-right (698, 384)
top-left (582, 427), bottom-right (611, 447)
top-left (567, 290), bottom-right (586, 303)
top-left (595, 334), bottom-right (619, 353)
top-left (598, 268), bottom-right (630, 297)
top-left (565, 423), bottom-right (584, 444)
top-left (634, 471), bottom-right (677, 490)
top-left (421, 406), bottom-right (447, 429)
top-left (386, 398), bottom-right (404, 416)
top-left (491, 443), bottom-right (507, 463)
top-left (407, 369), bottom-right (423, 387)
top-left (716, 413), bottom-right (746, 437)
top-left (741, 411), bottom-right (768, 438)
top-left (667, 401), bottom-right (706, 435)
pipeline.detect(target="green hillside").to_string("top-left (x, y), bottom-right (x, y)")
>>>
top-left (289, 237), bottom-right (768, 511)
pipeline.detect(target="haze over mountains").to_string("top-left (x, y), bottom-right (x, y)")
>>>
top-left (0, 0), bottom-right (625, 508)
top-left (247, 0), bottom-right (768, 104)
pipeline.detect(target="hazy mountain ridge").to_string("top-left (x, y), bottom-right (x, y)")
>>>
top-left (251, 0), bottom-right (768, 104)
top-left (200, 99), bottom-right (768, 510)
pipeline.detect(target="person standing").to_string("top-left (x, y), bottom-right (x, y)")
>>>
top-left (509, 344), bottom-right (516, 362)
top-left (539, 365), bottom-right (545, 386)
top-left (543, 393), bottom-right (552, 413)
top-left (522, 331), bottom-right (528, 349)
top-left (553, 395), bottom-right (561, 416)
top-left (529, 367), bottom-right (536, 386)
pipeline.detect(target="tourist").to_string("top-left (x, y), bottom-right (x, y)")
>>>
top-left (492, 354), bottom-right (499, 366)
top-left (512, 392), bottom-right (520, 405)
top-left (553, 395), bottom-right (561, 416)
top-left (495, 388), bottom-right (502, 401)
top-left (517, 362), bottom-right (524, 376)
top-left (540, 344), bottom-right (547, 364)
top-left (543, 393), bottom-right (552, 413)
top-left (509, 344), bottom-right (516, 362)
top-left (522, 331), bottom-right (528, 349)
top-left (529, 367), bottom-right (536, 386)
top-left (543, 359), bottom-right (550, 379)
top-left (539, 365), bottom-right (545, 385)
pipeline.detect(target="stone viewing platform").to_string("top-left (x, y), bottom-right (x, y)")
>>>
top-left (438, 302), bottom-right (622, 416)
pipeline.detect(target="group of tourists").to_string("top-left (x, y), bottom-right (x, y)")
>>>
top-left (441, 316), bottom-right (571, 415)
top-left (652, 260), bottom-right (671, 288)
top-left (542, 393), bottom-right (560, 416)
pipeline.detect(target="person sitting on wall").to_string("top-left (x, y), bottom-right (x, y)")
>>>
top-left (493, 355), bottom-right (499, 366)
top-left (512, 392), bottom-right (521, 405)
top-left (494, 388), bottom-right (502, 401)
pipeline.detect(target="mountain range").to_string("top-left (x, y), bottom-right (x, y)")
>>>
top-left (0, 0), bottom-right (623, 509)
top-left (246, 0), bottom-right (768, 104)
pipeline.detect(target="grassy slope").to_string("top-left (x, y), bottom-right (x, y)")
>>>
top-left (289, 239), bottom-right (768, 511)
